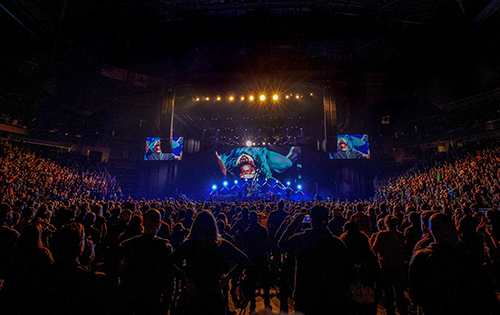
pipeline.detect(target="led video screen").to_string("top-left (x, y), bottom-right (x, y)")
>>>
top-left (329, 134), bottom-right (370, 159)
top-left (216, 146), bottom-right (301, 182)
top-left (144, 137), bottom-right (183, 161)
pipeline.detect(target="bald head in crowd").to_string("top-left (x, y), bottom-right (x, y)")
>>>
top-left (429, 213), bottom-right (457, 244)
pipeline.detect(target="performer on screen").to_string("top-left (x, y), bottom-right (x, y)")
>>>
top-left (216, 147), bottom-right (300, 181)
top-left (331, 135), bottom-right (370, 159)
top-left (236, 153), bottom-right (258, 179)
top-left (144, 138), bottom-right (182, 161)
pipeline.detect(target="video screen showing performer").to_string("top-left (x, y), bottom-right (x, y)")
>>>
top-left (144, 137), bottom-right (183, 161)
top-left (216, 146), bottom-right (301, 182)
top-left (329, 134), bottom-right (370, 159)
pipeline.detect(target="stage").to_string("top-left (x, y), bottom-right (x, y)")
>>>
top-left (125, 146), bottom-right (375, 201)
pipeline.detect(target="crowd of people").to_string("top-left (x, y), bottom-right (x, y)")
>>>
top-left (0, 140), bottom-right (122, 201)
top-left (0, 113), bottom-right (26, 128)
top-left (1, 139), bottom-right (500, 315)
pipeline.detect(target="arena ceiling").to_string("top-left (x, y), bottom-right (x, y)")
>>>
top-left (2, 1), bottom-right (498, 77)
top-left (1, 0), bottom-right (500, 136)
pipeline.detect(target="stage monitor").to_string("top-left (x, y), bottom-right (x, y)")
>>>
top-left (329, 134), bottom-right (370, 159)
top-left (144, 137), bottom-right (183, 161)
top-left (216, 146), bottom-right (301, 183)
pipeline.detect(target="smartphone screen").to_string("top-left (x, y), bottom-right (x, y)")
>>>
top-left (302, 215), bottom-right (311, 223)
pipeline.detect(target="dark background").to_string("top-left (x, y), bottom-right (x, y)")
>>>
top-left (1, 0), bottom-right (500, 199)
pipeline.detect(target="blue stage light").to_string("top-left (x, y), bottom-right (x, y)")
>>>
top-left (286, 181), bottom-right (291, 186)
top-left (297, 184), bottom-right (302, 190)
top-left (234, 180), bottom-right (238, 185)
top-left (223, 181), bottom-right (228, 187)
top-left (212, 184), bottom-right (217, 190)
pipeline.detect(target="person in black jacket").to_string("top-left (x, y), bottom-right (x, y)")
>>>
top-left (279, 205), bottom-right (354, 315)
top-left (44, 223), bottom-right (110, 315)
top-left (239, 211), bottom-right (271, 311)
top-left (119, 209), bottom-right (175, 314)
top-left (409, 213), bottom-right (499, 315)
top-left (171, 210), bottom-right (249, 315)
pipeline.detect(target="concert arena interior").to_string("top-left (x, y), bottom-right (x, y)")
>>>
top-left (1, 1), bottom-right (500, 315)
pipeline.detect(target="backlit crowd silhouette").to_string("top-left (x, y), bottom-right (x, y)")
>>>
top-left (1, 139), bottom-right (500, 315)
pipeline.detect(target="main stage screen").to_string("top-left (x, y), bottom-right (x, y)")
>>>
top-left (216, 146), bottom-right (301, 184)
top-left (329, 134), bottom-right (370, 159)
top-left (144, 137), bottom-right (183, 161)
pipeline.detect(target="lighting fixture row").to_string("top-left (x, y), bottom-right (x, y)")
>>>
top-left (212, 181), bottom-right (302, 190)
top-left (194, 93), bottom-right (313, 102)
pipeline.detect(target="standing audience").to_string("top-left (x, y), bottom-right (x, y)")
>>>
top-left (1, 139), bottom-right (500, 315)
